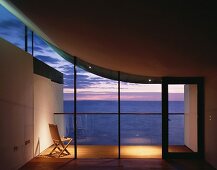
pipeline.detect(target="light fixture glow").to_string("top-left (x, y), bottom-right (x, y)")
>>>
top-left (148, 79), bottom-right (151, 82)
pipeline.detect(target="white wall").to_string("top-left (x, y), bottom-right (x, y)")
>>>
top-left (0, 39), bottom-right (34, 169)
top-left (184, 85), bottom-right (197, 152)
top-left (34, 74), bottom-right (63, 156)
top-left (0, 38), bottom-right (64, 169)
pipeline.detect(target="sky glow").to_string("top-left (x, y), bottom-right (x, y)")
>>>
top-left (0, 4), bottom-right (184, 101)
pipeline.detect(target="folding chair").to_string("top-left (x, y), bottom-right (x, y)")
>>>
top-left (49, 124), bottom-right (72, 157)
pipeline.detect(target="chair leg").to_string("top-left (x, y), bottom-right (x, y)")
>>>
top-left (63, 139), bottom-right (72, 155)
top-left (63, 148), bottom-right (70, 155)
top-left (58, 139), bottom-right (72, 157)
top-left (49, 144), bottom-right (58, 155)
top-left (57, 146), bottom-right (62, 152)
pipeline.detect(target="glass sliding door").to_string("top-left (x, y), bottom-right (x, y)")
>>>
top-left (120, 82), bottom-right (162, 158)
top-left (162, 77), bottom-right (204, 159)
top-left (168, 84), bottom-right (193, 152)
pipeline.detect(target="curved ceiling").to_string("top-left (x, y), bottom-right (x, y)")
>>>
top-left (7, 0), bottom-right (217, 77)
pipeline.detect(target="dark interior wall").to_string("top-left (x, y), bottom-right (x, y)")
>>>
top-left (205, 75), bottom-right (217, 168)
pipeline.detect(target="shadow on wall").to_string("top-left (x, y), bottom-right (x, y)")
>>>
top-left (34, 138), bottom-right (40, 156)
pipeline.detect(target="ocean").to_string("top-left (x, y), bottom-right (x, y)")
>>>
top-left (64, 100), bottom-right (184, 113)
top-left (55, 101), bottom-right (184, 145)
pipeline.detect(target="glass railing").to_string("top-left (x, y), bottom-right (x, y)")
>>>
top-left (169, 114), bottom-right (184, 145)
top-left (54, 113), bottom-right (184, 146)
top-left (121, 113), bottom-right (162, 145)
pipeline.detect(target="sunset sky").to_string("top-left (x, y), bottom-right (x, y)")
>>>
top-left (0, 4), bottom-right (184, 101)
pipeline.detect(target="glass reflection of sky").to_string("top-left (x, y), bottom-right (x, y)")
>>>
top-left (0, 5), bottom-right (183, 101)
top-left (0, 5), bottom-right (24, 49)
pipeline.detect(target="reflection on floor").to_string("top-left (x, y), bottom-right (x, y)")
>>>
top-left (38, 145), bottom-right (192, 159)
top-left (121, 146), bottom-right (161, 158)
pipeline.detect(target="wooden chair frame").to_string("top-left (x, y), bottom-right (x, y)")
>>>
top-left (49, 124), bottom-right (72, 157)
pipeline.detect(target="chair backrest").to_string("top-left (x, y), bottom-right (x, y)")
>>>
top-left (49, 124), bottom-right (61, 142)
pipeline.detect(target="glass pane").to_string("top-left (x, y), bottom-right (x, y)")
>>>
top-left (0, 5), bottom-right (25, 50)
top-left (168, 84), bottom-right (198, 153)
top-left (62, 64), bottom-right (74, 158)
top-left (120, 82), bottom-right (162, 158)
top-left (76, 67), bottom-right (118, 158)
top-left (27, 29), bottom-right (33, 55)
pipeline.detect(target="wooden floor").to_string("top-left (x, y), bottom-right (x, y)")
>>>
top-left (37, 145), bottom-right (193, 159)
top-left (21, 158), bottom-right (215, 170)
top-left (20, 145), bottom-right (216, 169)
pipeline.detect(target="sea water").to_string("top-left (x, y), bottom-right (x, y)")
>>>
top-left (56, 101), bottom-right (184, 145)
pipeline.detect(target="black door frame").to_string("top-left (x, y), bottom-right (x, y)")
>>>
top-left (162, 77), bottom-right (204, 159)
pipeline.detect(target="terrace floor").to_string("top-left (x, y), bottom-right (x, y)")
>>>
top-left (34, 145), bottom-right (192, 159)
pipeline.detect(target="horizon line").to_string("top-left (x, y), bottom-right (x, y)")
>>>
top-left (63, 99), bottom-right (184, 101)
